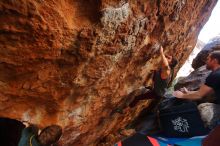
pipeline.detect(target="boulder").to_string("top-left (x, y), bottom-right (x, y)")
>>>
top-left (175, 65), bottom-right (211, 91)
top-left (192, 35), bottom-right (220, 69)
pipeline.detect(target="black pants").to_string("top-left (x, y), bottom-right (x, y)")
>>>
top-left (129, 90), bottom-right (161, 108)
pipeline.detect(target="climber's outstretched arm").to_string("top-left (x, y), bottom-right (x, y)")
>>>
top-left (160, 46), bottom-right (171, 79)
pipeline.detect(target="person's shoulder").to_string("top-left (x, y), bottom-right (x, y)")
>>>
top-left (22, 127), bottom-right (32, 135)
top-left (206, 69), bottom-right (220, 87)
top-left (211, 69), bottom-right (220, 78)
top-left (215, 68), bottom-right (220, 75)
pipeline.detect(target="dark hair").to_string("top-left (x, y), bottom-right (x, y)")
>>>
top-left (210, 51), bottom-right (220, 64)
top-left (38, 125), bottom-right (62, 146)
top-left (169, 58), bottom-right (178, 69)
top-left (29, 124), bottom-right (39, 135)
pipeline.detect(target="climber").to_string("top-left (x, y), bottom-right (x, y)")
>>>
top-left (129, 46), bottom-right (178, 107)
top-left (173, 50), bottom-right (220, 128)
top-left (18, 121), bottom-right (62, 146)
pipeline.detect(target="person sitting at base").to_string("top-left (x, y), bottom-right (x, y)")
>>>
top-left (173, 51), bottom-right (220, 129)
top-left (18, 122), bottom-right (62, 146)
top-left (129, 46), bottom-right (178, 107)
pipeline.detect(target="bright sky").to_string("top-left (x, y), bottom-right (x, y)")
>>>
top-left (198, 1), bottom-right (220, 43)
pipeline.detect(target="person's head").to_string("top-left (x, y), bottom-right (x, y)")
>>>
top-left (206, 51), bottom-right (220, 70)
top-left (38, 125), bottom-right (62, 146)
top-left (165, 55), bottom-right (178, 69)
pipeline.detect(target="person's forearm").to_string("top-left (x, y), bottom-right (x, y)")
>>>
top-left (182, 91), bottom-right (201, 100)
top-left (161, 52), bottom-right (169, 67)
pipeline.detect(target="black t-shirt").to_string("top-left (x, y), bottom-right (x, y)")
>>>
top-left (153, 69), bottom-right (171, 97)
top-left (205, 68), bottom-right (220, 104)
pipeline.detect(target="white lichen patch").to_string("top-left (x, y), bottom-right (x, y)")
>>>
top-left (22, 109), bottom-right (42, 124)
top-left (101, 3), bottom-right (130, 29)
top-left (133, 18), bottom-right (149, 36)
top-left (68, 106), bottom-right (85, 126)
top-left (22, 110), bottom-right (31, 122)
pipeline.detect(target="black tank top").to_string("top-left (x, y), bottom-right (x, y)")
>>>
top-left (153, 69), bottom-right (171, 97)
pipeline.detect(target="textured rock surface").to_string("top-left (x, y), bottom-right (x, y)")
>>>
top-left (175, 65), bottom-right (211, 91)
top-left (192, 35), bottom-right (220, 69)
top-left (0, 0), bottom-right (218, 145)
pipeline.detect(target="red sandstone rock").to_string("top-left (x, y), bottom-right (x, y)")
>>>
top-left (0, 0), bottom-right (218, 145)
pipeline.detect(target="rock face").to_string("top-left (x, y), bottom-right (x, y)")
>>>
top-left (0, 0), bottom-right (218, 145)
top-left (175, 65), bottom-right (211, 91)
